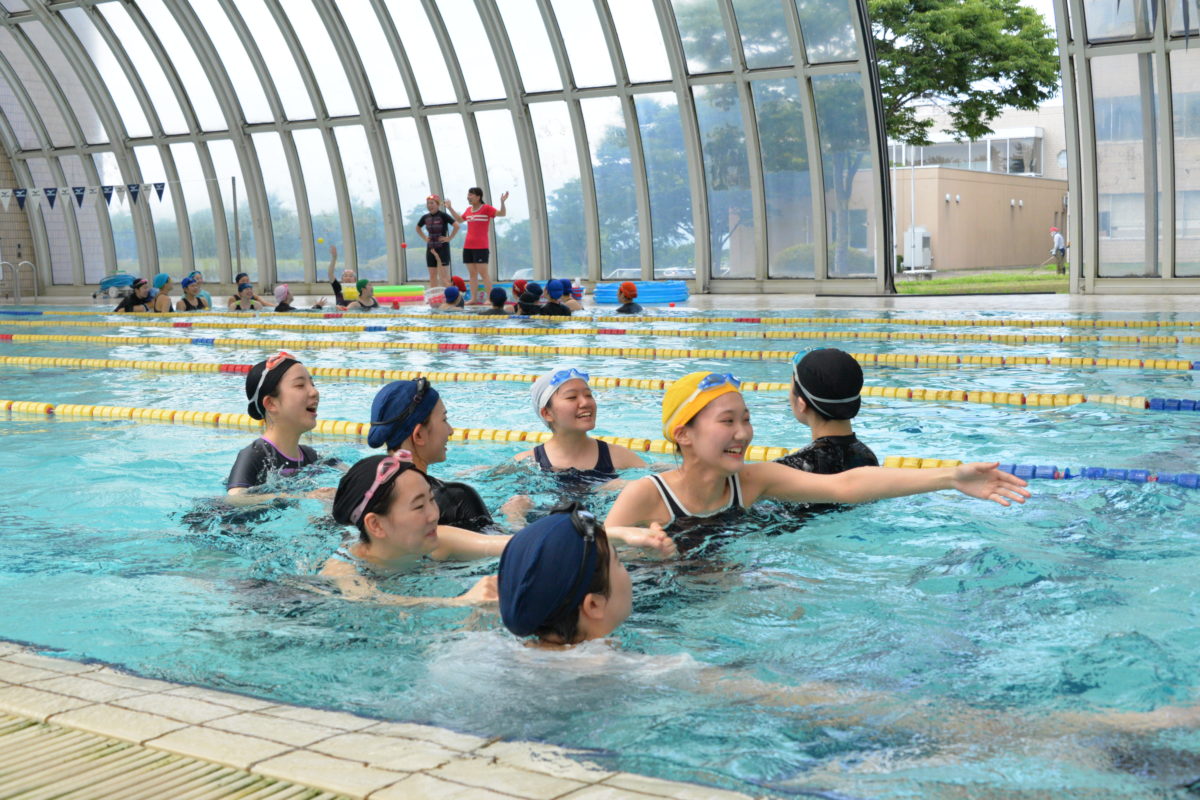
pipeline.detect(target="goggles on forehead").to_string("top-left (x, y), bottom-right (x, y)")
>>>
top-left (549, 368), bottom-right (589, 389)
top-left (374, 377), bottom-right (431, 428)
top-left (250, 351), bottom-right (296, 417)
top-left (349, 450), bottom-right (414, 526)
top-left (546, 502), bottom-right (600, 621)
top-left (663, 373), bottom-right (741, 439)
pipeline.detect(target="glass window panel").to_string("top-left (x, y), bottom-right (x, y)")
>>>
top-left (1093, 54), bottom-right (1161, 277)
top-left (134, 145), bottom-right (183, 273)
top-left (334, 126), bottom-right (387, 280)
top-left (793, 0), bottom-right (859, 63)
top-left (435, 0), bottom-right (505, 100)
top-left (0, 46), bottom-right (46, 150)
top-left (169, 143), bottom-right (217, 279)
top-left (281, 0), bottom-right (359, 117)
top-left (122, 0), bottom-right (226, 131)
top-left (1083, 0), bottom-right (1155, 41)
top-left (582, 98), bottom-right (639, 278)
top-left (187, 0), bottom-right (273, 123)
top-left (921, 141), bottom-right (970, 169)
top-left (208, 139), bottom-right (259, 282)
top-left (252, 133), bottom-right (303, 282)
top-left (382, 0), bottom-right (457, 105)
top-left (428, 114), bottom-right (480, 220)
top-left (607, 0), bottom-right (672, 83)
top-left (671, 0), bottom-right (733, 74)
top-left (96, 4), bottom-right (187, 135)
top-left (235, 0), bottom-right (314, 119)
top-left (635, 93), bottom-right (694, 277)
top-left (732, 0), bottom-right (795, 68)
top-left (495, 0), bottom-right (561, 93)
top-left (12, 22), bottom-right (105, 145)
top-left (548, 0), bottom-right (617, 87)
top-left (27, 158), bottom-right (74, 285)
top-left (753, 79), bottom-right (814, 278)
top-left (52, 13), bottom-right (151, 138)
top-left (1169, 0), bottom-right (1199, 34)
top-left (811, 72), bottom-right (876, 277)
top-left (529, 102), bottom-right (585, 279)
top-left (695, 84), bottom-right (755, 278)
top-left (339, 0), bottom-right (410, 109)
top-left (93, 151), bottom-right (139, 273)
top-left (59, 155), bottom-right (106, 283)
top-left (292, 129), bottom-right (341, 270)
top-left (0, 0), bottom-right (28, 11)
top-left (383, 118), bottom-right (436, 282)
top-left (1172, 50), bottom-right (1200, 276)
top-left (0, 28), bottom-right (74, 148)
top-left (476, 110), bottom-right (532, 280)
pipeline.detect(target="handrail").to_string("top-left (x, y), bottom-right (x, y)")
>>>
top-left (16, 261), bottom-right (36, 303)
top-left (0, 261), bottom-right (14, 302)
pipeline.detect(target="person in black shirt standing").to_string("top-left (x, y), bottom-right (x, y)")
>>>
top-left (416, 194), bottom-right (460, 289)
top-left (776, 348), bottom-right (878, 474)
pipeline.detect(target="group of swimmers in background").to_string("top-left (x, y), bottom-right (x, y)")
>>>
top-left (224, 346), bottom-right (1029, 647)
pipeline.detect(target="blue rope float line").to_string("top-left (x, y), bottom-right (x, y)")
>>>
top-left (999, 463), bottom-right (1200, 488)
top-left (0, 310), bottom-right (43, 316)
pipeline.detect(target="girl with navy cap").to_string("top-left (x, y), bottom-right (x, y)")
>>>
top-left (177, 276), bottom-right (208, 311)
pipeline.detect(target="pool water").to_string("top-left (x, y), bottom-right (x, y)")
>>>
top-left (1, 305), bottom-right (1198, 799)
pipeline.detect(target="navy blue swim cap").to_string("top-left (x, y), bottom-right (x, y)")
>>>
top-left (498, 512), bottom-right (597, 637)
top-left (443, 286), bottom-right (460, 303)
top-left (368, 380), bottom-right (441, 450)
top-left (525, 281), bottom-right (543, 298)
top-left (489, 287), bottom-right (507, 304)
top-left (546, 279), bottom-right (564, 299)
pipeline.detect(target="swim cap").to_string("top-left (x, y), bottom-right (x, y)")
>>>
top-left (513, 279), bottom-right (528, 296)
top-left (526, 282), bottom-right (543, 298)
top-left (498, 512), bottom-right (598, 637)
top-left (131, 277), bottom-right (148, 290)
top-left (546, 280), bottom-right (564, 299)
top-left (443, 286), bottom-right (460, 303)
top-left (451, 275), bottom-right (466, 291)
top-left (367, 379), bottom-right (442, 451)
top-left (152, 273), bottom-right (171, 289)
top-left (273, 284), bottom-right (289, 303)
top-left (792, 348), bottom-right (863, 420)
top-left (661, 371), bottom-right (742, 442)
top-left (181, 277), bottom-right (196, 290)
top-left (356, 279), bottom-right (369, 292)
top-left (332, 453), bottom-right (424, 527)
top-left (489, 287), bottom-right (507, 305)
top-left (619, 281), bottom-right (638, 299)
top-left (245, 352), bottom-right (300, 420)
top-left (187, 270), bottom-right (203, 281)
top-left (530, 367), bottom-right (589, 416)
top-left (237, 282), bottom-right (253, 293)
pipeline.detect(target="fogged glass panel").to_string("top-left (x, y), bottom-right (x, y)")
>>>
top-left (339, 0), bottom-right (410, 109)
top-left (187, 0), bottom-right (273, 123)
top-left (1172, 50), bottom-right (1200, 275)
top-left (281, 0), bottom-right (359, 117)
top-left (1008, 138), bottom-right (1040, 174)
top-left (695, 84), bottom-right (755, 278)
top-left (1168, 0), bottom-right (1199, 34)
top-left (96, 4), bottom-right (187, 135)
top-left (93, 152), bottom-right (139, 272)
top-left (608, 0), bottom-right (672, 83)
top-left (582, 98), bottom-right (640, 278)
top-left (476, 110), bottom-right (533, 280)
top-left (51, 14), bottom-right (151, 138)
top-left (635, 93), bottom-right (695, 277)
top-left (496, 0), bottom-right (562, 93)
top-left (794, 0), bottom-right (859, 63)
top-left (530, 102), bottom-right (585, 278)
top-left (1093, 54), bottom-right (1160, 277)
top-left (1083, 0), bottom-right (1155, 41)
top-left (0, 28), bottom-right (72, 148)
top-left (334, 126), bottom-right (387, 280)
top-left (60, 155), bottom-right (106, 283)
top-left (12, 22), bottom-right (106, 144)
top-left (921, 141), bottom-right (970, 169)
top-left (382, 117), bottom-right (436, 282)
top-left (27, 158), bottom-right (74, 284)
top-left (208, 139), bottom-right (259, 282)
top-left (436, 0), bottom-right (506, 100)
top-left (753, 79), bottom-right (814, 278)
top-left (548, 0), bottom-right (617, 87)
top-left (811, 72), bottom-right (876, 277)
top-left (252, 133), bottom-right (303, 282)
top-left (429, 115), bottom-right (480, 222)
top-left (731, 0), bottom-right (795, 68)
top-left (134, 145), bottom-right (183, 272)
top-left (383, 0), bottom-right (457, 105)
top-left (169, 143), bottom-right (218, 279)
top-left (124, 0), bottom-right (226, 131)
top-left (672, 0), bottom-right (734, 73)
top-left (292, 129), bottom-right (341, 272)
top-left (235, 0), bottom-right (314, 119)
top-left (0, 69), bottom-right (40, 150)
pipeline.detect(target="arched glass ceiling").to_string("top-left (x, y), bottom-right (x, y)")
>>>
top-left (0, 0), bottom-right (889, 292)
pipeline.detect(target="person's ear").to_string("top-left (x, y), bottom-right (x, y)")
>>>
top-left (673, 424), bottom-right (692, 447)
top-left (261, 394), bottom-right (280, 418)
top-left (791, 392), bottom-right (808, 415)
top-left (539, 406), bottom-right (555, 428)
top-left (362, 511), bottom-right (387, 541)
top-left (579, 592), bottom-right (608, 623)
top-left (410, 423), bottom-right (426, 448)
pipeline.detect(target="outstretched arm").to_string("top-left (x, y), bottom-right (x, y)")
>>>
top-left (748, 462), bottom-right (1030, 507)
top-left (326, 244), bottom-right (338, 281)
top-left (429, 525), bottom-right (511, 561)
top-left (320, 560), bottom-right (497, 606)
top-left (606, 523), bottom-right (676, 557)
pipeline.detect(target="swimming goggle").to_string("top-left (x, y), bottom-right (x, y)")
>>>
top-left (546, 502), bottom-right (600, 621)
top-left (350, 450), bottom-right (414, 526)
top-left (250, 351), bottom-right (296, 417)
top-left (548, 368), bottom-right (589, 389)
top-left (373, 377), bottom-right (430, 428)
top-left (790, 352), bottom-right (860, 408)
top-left (663, 372), bottom-right (742, 439)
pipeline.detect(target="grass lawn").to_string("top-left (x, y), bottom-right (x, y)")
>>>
top-left (896, 266), bottom-right (1069, 295)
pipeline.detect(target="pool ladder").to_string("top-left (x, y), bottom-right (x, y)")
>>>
top-left (0, 260), bottom-right (37, 303)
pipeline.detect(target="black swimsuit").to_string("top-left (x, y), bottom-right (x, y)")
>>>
top-left (646, 473), bottom-right (746, 551)
top-left (180, 295), bottom-right (207, 311)
top-left (356, 296), bottom-right (379, 309)
top-left (532, 440), bottom-right (617, 488)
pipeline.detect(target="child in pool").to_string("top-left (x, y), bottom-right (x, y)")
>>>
top-left (150, 273), bottom-right (174, 313)
top-left (604, 371), bottom-right (1029, 534)
top-left (347, 279), bottom-right (379, 311)
top-left (177, 276), bottom-right (208, 311)
top-left (227, 273), bottom-right (268, 309)
top-left (113, 277), bottom-right (152, 313)
top-left (436, 286), bottom-right (466, 311)
top-left (777, 348), bottom-right (878, 474)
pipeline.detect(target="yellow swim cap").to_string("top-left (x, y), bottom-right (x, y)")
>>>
top-left (661, 371), bottom-right (742, 442)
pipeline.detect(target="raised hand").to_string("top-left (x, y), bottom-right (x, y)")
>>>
top-left (950, 463), bottom-right (1031, 507)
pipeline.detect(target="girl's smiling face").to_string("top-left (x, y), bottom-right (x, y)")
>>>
top-left (542, 379), bottom-right (596, 433)
top-left (679, 392), bottom-right (753, 471)
top-left (368, 470), bottom-right (440, 556)
top-left (263, 363), bottom-right (320, 432)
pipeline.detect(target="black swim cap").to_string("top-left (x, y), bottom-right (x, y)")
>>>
top-left (332, 454), bottom-right (426, 527)
top-left (792, 348), bottom-right (863, 420)
top-left (245, 354), bottom-right (299, 420)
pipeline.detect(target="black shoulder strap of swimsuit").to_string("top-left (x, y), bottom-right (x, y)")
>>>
top-left (594, 440), bottom-right (614, 473)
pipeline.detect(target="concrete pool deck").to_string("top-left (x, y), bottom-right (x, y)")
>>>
top-left (0, 641), bottom-right (756, 800)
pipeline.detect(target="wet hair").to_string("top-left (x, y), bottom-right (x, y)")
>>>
top-left (533, 526), bottom-right (612, 644)
top-left (468, 186), bottom-right (484, 200)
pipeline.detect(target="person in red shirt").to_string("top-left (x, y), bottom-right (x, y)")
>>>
top-left (447, 187), bottom-right (508, 305)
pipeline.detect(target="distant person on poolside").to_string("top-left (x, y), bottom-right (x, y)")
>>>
top-left (615, 282), bottom-right (642, 315)
top-left (416, 194), bottom-right (459, 289)
top-left (1050, 227), bottom-right (1068, 275)
top-left (776, 349), bottom-right (878, 474)
top-left (447, 187), bottom-right (508, 305)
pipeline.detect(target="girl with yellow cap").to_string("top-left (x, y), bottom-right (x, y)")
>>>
top-left (604, 371), bottom-right (1030, 534)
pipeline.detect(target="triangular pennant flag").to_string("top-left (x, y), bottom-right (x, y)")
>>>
top-left (115, 186), bottom-right (126, 206)
top-left (153, 182), bottom-right (165, 201)
top-left (14, 188), bottom-right (26, 210)
top-left (127, 184), bottom-right (140, 204)
top-left (73, 187), bottom-right (86, 208)
top-left (0, 189), bottom-right (10, 211)
top-left (44, 187), bottom-right (57, 209)
top-left (101, 185), bottom-right (113, 206)
top-left (27, 188), bottom-right (41, 209)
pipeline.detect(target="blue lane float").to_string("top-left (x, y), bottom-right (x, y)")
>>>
top-left (0, 310), bottom-right (43, 316)
top-left (997, 463), bottom-right (1200, 488)
top-left (592, 280), bottom-right (689, 305)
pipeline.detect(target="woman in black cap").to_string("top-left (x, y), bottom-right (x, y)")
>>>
top-left (225, 351), bottom-right (334, 502)
top-left (777, 348), bottom-right (878, 474)
top-left (113, 278), bottom-right (153, 313)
